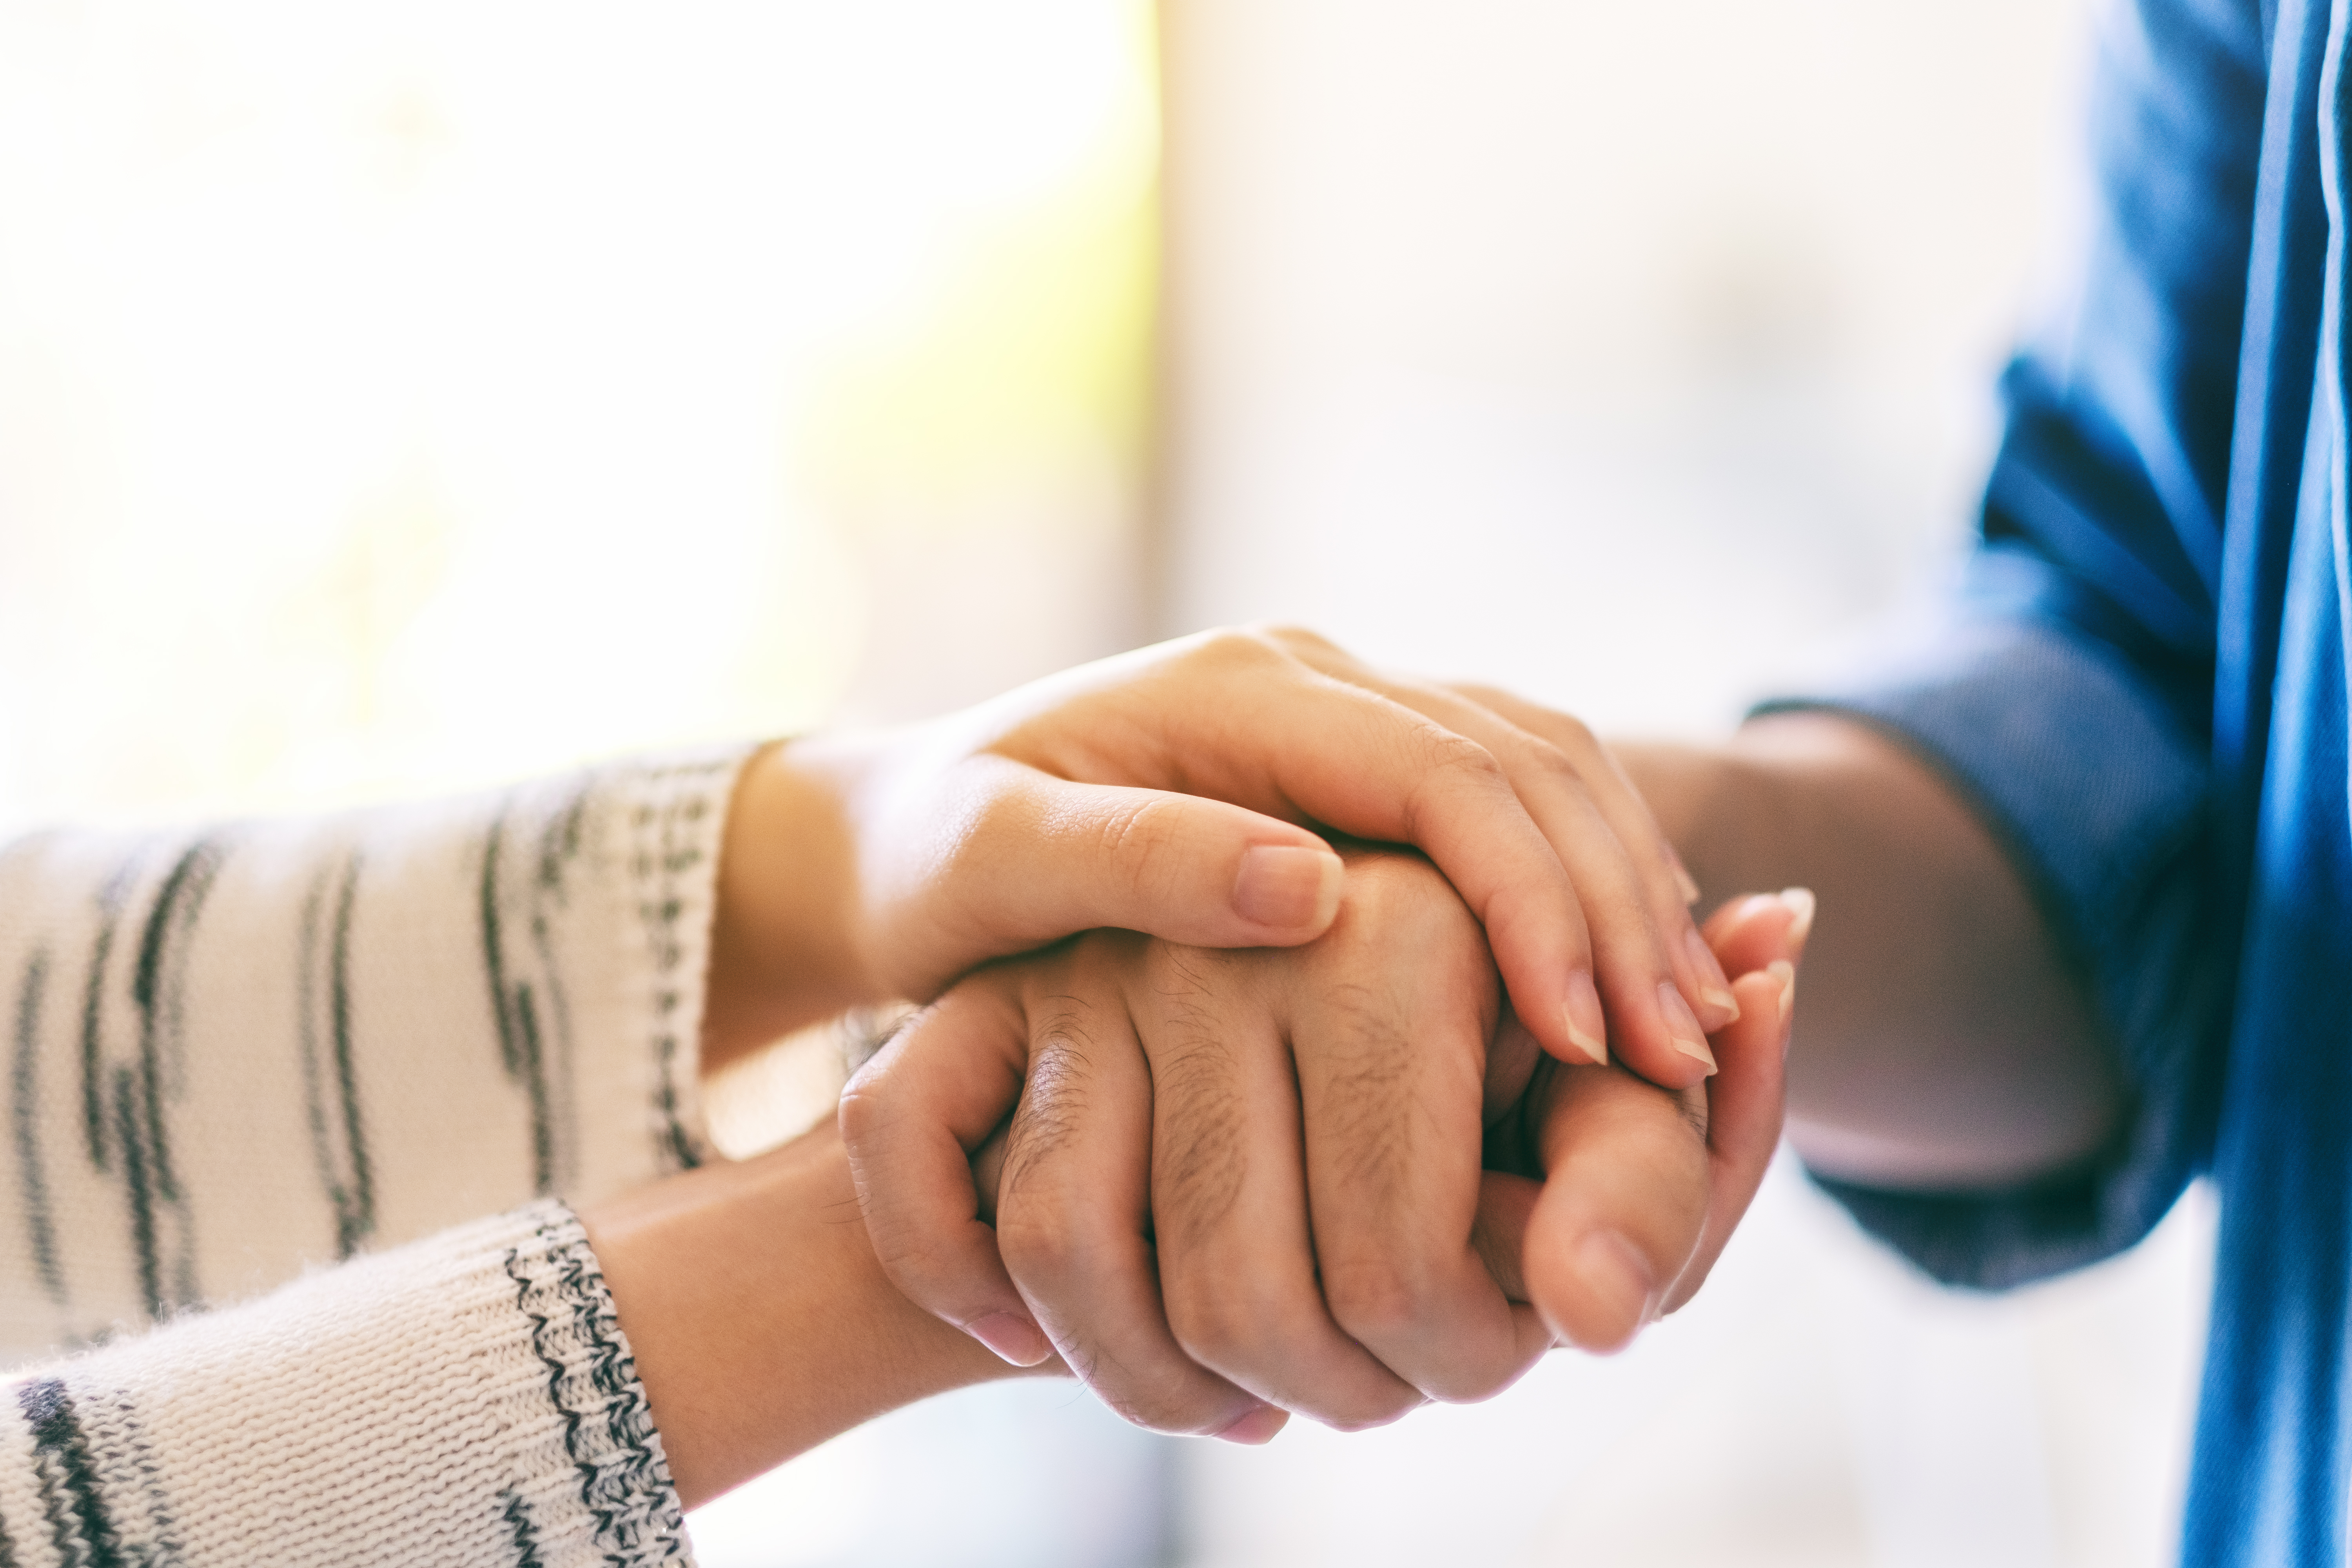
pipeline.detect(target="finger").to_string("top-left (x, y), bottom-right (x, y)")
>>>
top-left (1469, 1171), bottom-right (1543, 1304)
top-left (1137, 946), bottom-right (1427, 1430)
top-left (1657, 893), bottom-right (1807, 1312)
top-left (1490, 897), bottom-right (1802, 1341)
top-left (1300, 664), bottom-right (1727, 1083)
top-left (1451, 681), bottom-right (1742, 1027)
top-left (1518, 1062), bottom-right (1713, 1353)
top-left (1167, 651), bottom-right (1708, 1093)
top-left (1288, 885), bottom-right (1550, 1402)
top-left (925, 759), bottom-right (1345, 971)
top-left (838, 985), bottom-right (1051, 1367)
top-left (1661, 959), bottom-right (1793, 1313)
top-left (991, 628), bottom-right (1685, 1087)
top-left (988, 942), bottom-right (1280, 1441)
top-left (1702, 886), bottom-right (1817, 976)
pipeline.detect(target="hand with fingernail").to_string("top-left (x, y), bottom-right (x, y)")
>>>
top-left (843, 849), bottom-right (1815, 1441)
top-left (712, 628), bottom-right (1733, 1094)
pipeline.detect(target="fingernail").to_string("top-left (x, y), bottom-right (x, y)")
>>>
top-left (1571, 1229), bottom-right (1658, 1352)
top-left (1564, 970), bottom-right (1608, 1065)
top-left (1683, 928), bottom-right (1740, 1027)
top-left (1768, 958), bottom-right (1797, 1031)
top-left (1212, 1403), bottom-right (1291, 1445)
top-left (1232, 845), bottom-right (1344, 930)
top-left (1779, 887), bottom-right (1817, 952)
top-left (1671, 855), bottom-right (1701, 905)
top-left (1657, 982), bottom-right (1717, 1074)
top-left (967, 1311), bottom-right (1053, 1367)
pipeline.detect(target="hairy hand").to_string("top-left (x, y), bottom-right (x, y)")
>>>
top-left (843, 848), bottom-right (1808, 1436)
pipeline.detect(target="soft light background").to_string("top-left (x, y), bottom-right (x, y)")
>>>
top-left (0, 1), bottom-right (2214, 1566)
top-left (0, 0), bottom-right (1156, 829)
top-left (1154, 5), bottom-right (2209, 1566)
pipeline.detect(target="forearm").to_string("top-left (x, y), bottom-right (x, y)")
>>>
top-left (1615, 712), bottom-right (2121, 1189)
top-left (580, 1123), bottom-right (1039, 1511)
top-left (0, 1203), bottom-right (695, 1566)
top-left (0, 752), bottom-right (744, 1359)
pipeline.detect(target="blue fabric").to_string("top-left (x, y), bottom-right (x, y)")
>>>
top-left (1758, 608), bottom-right (2226, 1291)
top-left (1767, 0), bottom-right (2352, 1557)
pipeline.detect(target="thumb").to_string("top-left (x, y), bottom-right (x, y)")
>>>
top-left (936, 765), bottom-right (1346, 957)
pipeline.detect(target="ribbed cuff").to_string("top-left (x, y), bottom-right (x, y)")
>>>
top-left (0, 1201), bottom-right (692, 1567)
top-left (599, 747), bottom-right (757, 1178)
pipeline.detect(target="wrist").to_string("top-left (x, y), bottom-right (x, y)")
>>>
top-left (1612, 726), bottom-right (1832, 918)
top-left (583, 1123), bottom-right (1040, 1510)
top-left (704, 738), bottom-right (889, 1071)
top-left (1608, 738), bottom-right (1743, 909)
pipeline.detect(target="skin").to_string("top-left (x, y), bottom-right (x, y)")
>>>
top-left (578, 1125), bottom-right (1040, 1512)
top-left (637, 649), bottom-right (2106, 1513)
top-left (705, 626), bottom-right (1736, 1087)
top-left (565, 627), bottom-right (1772, 1509)
top-left (1615, 711), bottom-right (2122, 1187)
top-left (603, 701), bottom-right (2076, 1507)
top-left (845, 857), bottom-right (1804, 1441)
top-left (590, 882), bottom-right (1800, 1509)
top-left (846, 697), bottom-right (2115, 1454)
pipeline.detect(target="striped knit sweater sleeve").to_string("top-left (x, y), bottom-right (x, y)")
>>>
top-left (0, 746), bottom-right (752, 1566)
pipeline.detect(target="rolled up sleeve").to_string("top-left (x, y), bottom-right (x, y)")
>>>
top-left (1757, 602), bottom-right (2230, 1289)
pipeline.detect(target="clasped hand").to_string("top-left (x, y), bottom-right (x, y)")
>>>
top-left (806, 630), bottom-right (1808, 1443)
top-left (848, 855), bottom-right (1804, 1441)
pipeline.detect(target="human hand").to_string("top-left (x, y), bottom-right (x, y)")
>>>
top-left (1479, 888), bottom-right (1806, 1348)
top-left (844, 846), bottom-right (1806, 1426)
top-left (708, 628), bottom-right (1734, 1080)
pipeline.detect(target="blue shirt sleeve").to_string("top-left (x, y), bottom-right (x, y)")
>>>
top-left (1748, 0), bottom-right (2269, 1289)
top-left (1757, 555), bottom-right (2229, 1288)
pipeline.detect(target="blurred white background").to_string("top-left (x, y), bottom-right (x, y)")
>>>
top-left (0, 0), bottom-right (1158, 829)
top-left (0, 0), bottom-right (2214, 1564)
top-left (1153, 4), bottom-right (2209, 1565)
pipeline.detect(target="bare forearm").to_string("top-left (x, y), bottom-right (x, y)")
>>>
top-left (579, 1124), bottom-right (1039, 1511)
top-left (1615, 712), bottom-right (2121, 1189)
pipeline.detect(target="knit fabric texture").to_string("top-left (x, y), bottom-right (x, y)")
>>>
top-left (0, 747), bottom-right (751, 1564)
top-left (0, 1200), bottom-right (690, 1566)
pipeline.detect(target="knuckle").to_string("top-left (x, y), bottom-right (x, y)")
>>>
top-left (1167, 1280), bottom-right (1421, 1431)
top-left (1254, 621), bottom-right (1339, 658)
top-left (1321, 1394), bottom-right (1425, 1434)
top-left (1336, 848), bottom-right (1453, 914)
top-left (1321, 1255), bottom-right (1441, 1348)
top-left (860, 1215), bottom-right (953, 1294)
top-left (1098, 794), bottom-right (1187, 895)
top-left (949, 785), bottom-right (1036, 877)
top-left (1450, 679), bottom-right (1514, 710)
top-left (1327, 857), bottom-right (1480, 972)
top-left (1092, 1370), bottom-right (1230, 1437)
top-left (835, 1078), bottom-right (894, 1147)
top-left (1512, 732), bottom-right (1587, 794)
top-left (1191, 625), bottom-right (1287, 675)
top-left (1442, 1362), bottom-right (1522, 1408)
top-left (1548, 710), bottom-right (1599, 753)
top-left (1404, 732), bottom-right (1512, 819)
top-left (993, 1198), bottom-right (1087, 1285)
top-left (1165, 1283), bottom-right (1258, 1371)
